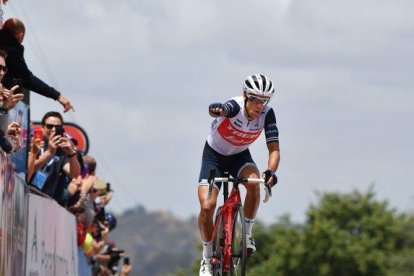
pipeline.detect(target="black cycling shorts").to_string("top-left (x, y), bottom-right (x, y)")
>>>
top-left (198, 142), bottom-right (257, 190)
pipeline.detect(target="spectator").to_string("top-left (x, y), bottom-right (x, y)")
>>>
top-left (27, 133), bottom-right (42, 180)
top-left (5, 121), bottom-right (22, 152)
top-left (0, 18), bottom-right (74, 113)
top-left (80, 155), bottom-right (98, 193)
top-left (0, 49), bottom-right (24, 119)
top-left (29, 111), bottom-right (80, 197)
top-left (67, 155), bottom-right (98, 215)
top-left (93, 180), bottom-right (113, 207)
top-left (121, 263), bottom-right (132, 276)
top-left (0, 49), bottom-right (24, 154)
top-left (53, 138), bottom-right (85, 206)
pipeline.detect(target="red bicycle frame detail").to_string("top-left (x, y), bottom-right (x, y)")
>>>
top-left (212, 186), bottom-right (242, 272)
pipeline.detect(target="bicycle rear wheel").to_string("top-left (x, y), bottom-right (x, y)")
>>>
top-left (230, 204), bottom-right (246, 276)
top-left (212, 209), bottom-right (226, 275)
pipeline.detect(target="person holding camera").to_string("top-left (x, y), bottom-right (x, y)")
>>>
top-left (0, 49), bottom-right (24, 153)
top-left (0, 49), bottom-right (24, 115)
top-left (29, 111), bottom-right (80, 196)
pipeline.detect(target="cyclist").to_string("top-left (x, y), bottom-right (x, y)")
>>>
top-left (198, 74), bottom-right (280, 275)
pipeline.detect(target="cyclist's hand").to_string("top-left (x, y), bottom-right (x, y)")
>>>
top-left (209, 103), bottom-right (227, 117)
top-left (263, 170), bottom-right (277, 187)
top-left (262, 170), bottom-right (277, 203)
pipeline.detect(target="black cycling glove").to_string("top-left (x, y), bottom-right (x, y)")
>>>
top-left (263, 170), bottom-right (278, 199)
top-left (209, 103), bottom-right (224, 115)
top-left (263, 170), bottom-right (277, 186)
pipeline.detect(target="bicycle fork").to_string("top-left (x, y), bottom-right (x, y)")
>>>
top-left (214, 199), bottom-right (242, 271)
top-left (212, 208), bottom-right (234, 272)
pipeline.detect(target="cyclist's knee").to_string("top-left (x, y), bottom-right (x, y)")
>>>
top-left (200, 201), bottom-right (216, 217)
top-left (245, 182), bottom-right (260, 193)
top-left (239, 165), bottom-right (260, 179)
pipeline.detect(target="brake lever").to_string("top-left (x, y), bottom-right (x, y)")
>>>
top-left (263, 184), bottom-right (272, 203)
top-left (206, 180), bottom-right (214, 201)
top-left (206, 169), bottom-right (216, 201)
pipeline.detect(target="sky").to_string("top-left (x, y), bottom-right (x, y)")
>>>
top-left (2, 0), bottom-right (413, 224)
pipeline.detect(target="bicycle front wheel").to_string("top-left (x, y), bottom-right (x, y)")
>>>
top-left (230, 204), bottom-right (246, 276)
top-left (212, 209), bottom-right (225, 276)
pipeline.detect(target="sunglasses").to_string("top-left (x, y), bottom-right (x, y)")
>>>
top-left (247, 96), bottom-right (270, 105)
top-left (0, 65), bottom-right (8, 73)
top-left (44, 123), bottom-right (62, 130)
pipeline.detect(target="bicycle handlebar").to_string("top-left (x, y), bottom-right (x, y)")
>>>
top-left (212, 177), bottom-right (265, 184)
top-left (206, 169), bottom-right (272, 203)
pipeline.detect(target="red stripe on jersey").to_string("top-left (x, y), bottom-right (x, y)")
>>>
top-left (217, 118), bottom-right (261, 146)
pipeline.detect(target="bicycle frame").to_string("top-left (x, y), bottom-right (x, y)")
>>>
top-left (212, 182), bottom-right (242, 272)
top-left (207, 169), bottom-right (270, 275)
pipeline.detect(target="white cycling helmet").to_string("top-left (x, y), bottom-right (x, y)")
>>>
top-left (243, 74), bottom-right (275, 99)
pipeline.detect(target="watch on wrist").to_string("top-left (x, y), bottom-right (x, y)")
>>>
top-left (67, 149), bottom-right (77, 158)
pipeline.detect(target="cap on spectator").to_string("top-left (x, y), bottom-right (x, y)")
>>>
top-left (94, 180), bottom-right (107, 190)
top-left (105, 212), bottom-right (117, 231)
top-left (81, 233), bottom-right (94, 255)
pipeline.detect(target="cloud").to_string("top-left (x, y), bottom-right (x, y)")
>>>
top-left (4, 0), bottom-right (414, 221)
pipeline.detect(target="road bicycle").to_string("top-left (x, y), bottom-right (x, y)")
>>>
top-left (206, 169), bottom-right (273, 276)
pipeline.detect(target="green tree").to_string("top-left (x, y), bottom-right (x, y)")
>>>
top-left (298, 188), bottom-right (407, 275)
top-left (248, 188), bottom-right (414, 276)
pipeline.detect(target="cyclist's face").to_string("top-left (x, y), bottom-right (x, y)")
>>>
top-left (245, 95), bottom-right (267, 120)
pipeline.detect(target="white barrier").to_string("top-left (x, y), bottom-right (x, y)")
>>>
top-left (0, 154), bottom-right (29, 276)
top-left (25, 193), bottom-right (79, 276)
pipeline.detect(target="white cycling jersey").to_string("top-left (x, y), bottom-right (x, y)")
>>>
top-left (207, 96), bottom-right (279, 156)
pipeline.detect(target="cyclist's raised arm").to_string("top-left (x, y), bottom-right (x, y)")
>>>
top-left (208, 99), bottom-right (239, 118)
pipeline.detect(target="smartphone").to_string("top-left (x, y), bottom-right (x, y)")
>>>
top-left (13, 78), bottom-right (24, 93)
top-left (106, 183), bottom-right (111, 192)
top-left (55, 125), bottom-right (65, 136)
top-left (124, 257), bottom-right (130, 265)
top-left (34, 129), bottom-right (42, 141)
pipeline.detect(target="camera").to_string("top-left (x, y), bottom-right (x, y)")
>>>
top-left (55, 125), bottom-right (65, 136)
top-left (54, 125), bottom-right (66, 156)
top-left (107, 247), bottom-right (125, 274)
top-left (33, 128), bottom-right (42, 141)
top-left (13, 78), bottom-right (24, 93)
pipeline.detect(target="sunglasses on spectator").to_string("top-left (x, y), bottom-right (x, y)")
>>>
top-left (44, 123), bottom-right (62, 130)
top-left (0, 65), bottom-right (8, 73)
top-left (247, 96), bottom-right (270, 105)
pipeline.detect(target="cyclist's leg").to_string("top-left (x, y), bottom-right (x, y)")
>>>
top-left (198, 184), bottom-right (218, 273)
top-left (238, 164), bottom-right (260, 255)
top-left (238, 164), bottom-right (260, 220)
top-left (198, 185), bottom-right (219, 243)
top-left (230, 150), bottom-right (260, 254)
top-left (197, 143), bottom-right (223, 262)
top-left (229, 149), bottom-right (260, 220)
